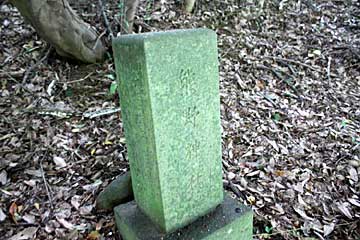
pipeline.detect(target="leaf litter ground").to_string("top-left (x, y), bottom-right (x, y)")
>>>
top-left (0, 0), bottom-right (359, 239)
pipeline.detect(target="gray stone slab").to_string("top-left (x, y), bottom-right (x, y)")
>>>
top-left (95, 172), bottom-right (133, 211)
top-left (114, 193), bottom-right (253, 240)
top-left (112, 28), bottom-right (223, 232)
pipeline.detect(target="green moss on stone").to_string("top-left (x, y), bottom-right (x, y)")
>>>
top-left (114, 193), bottom-right (253, 240)
top-left (95, 172), bottom-right (133, 211)
top-left (113, 29), bottom-right (223, 233)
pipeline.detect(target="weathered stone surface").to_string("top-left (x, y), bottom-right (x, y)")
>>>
top-left (114, 193), bottom-right (253, 240)
top-left (113, 29), bottom-right (223, 232)
top-left (95, 172), bottom-right (133, 211)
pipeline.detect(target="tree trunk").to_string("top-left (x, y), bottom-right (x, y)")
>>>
top-left (124, 0), bottom-right (139, 33)
top-left (9, 0), bottom-right (106, 63)
top-left (184, 0), bottom-right (196, 13)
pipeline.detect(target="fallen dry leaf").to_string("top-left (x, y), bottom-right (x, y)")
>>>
top-left (22, 214), bottom-right (36, 224)
top-left (9, 201), bottom-right (19, 224)
top-left (0, 170), bottom-right (7, 185)
top-left (324, 223), bottom-right (335, 237)
top-left (337, 202), bottom-right (353, 219)
top-left (9, 227), bottom-right (38, 240)
top-left (86, 230), bottom-right (101, 240)
top-left (56, 217), bottom-right (74, 230)
top-left (53, 156), bottom-right (67, 168)
top-left (0, 208), bottom-right (6, 222)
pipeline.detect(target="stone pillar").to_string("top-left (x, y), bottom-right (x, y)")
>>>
top-left (113, 29), bottom-right (253, 239)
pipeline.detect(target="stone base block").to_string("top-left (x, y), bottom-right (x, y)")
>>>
top-left (114, 193), bottom-right (253, 240)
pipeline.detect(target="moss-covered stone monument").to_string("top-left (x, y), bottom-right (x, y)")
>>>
top-left (112, 29), bottom-right (253, 240)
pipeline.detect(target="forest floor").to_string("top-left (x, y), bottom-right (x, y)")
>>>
top-left (0, 0), bottom-right (359, 239)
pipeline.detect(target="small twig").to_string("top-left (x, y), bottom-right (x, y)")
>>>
top-left (275, 59), bottom-right (297, 76)
top-left (0, 69), bottom-right (25, 78)
top-left (3, 222), bottom-right (40, 228)
top-left (46, 72), bottom-right (59, 96)
top-left (266, 56), bottom-right (323, 74)
top-left (98, 0), bottom-right (114, 39)
top-left (22, 46), bottom-right (52, 85)
top-left (83, 107), bottom-right (121, 119)
top-left (223, 181), bottom-right (247, 200)
top-left (22, 107), bottom-right (77, 118)
top-left (93, 31), bottom-right (107, 52)
top-left (39, 151), bottom-right (54, 210)
top-left (327, 56), bottom-right (332, 82)
top-left (303, 0), bottom-right (319, 12)
top-left (345, 62), bottom-right (360, 69)
top-left (272, 71), bottom-right (302, 100)
top-left (350, 46), bottom-right (360, 60)
top-left (3, 72), bottom-right (38, 98)
top-left (22, 107), bottom-right (121, 119)
top-left (59, 72), bottom-right (94, 84)
top-left (257, 65), bottom-right (303, 100)
top-left (260, 93), bottom-right (278, 107)
top-left (221, 38), bottom-right (242, 58)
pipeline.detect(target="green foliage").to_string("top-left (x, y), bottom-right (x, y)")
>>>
top-left (144, 0), bottom-right (155, 21)
top-left (265, 225), bottom-right (272, 233)
top-left (272, 112), bottom-right (281, 122)
top-left (109, 81), bottom-right (118, 96)
top-left (117, 0), bottom-right (124, 11)
top-left (352, 136), bottom-right (359, 144)
top-left (65, 88), bottom-right (73, 97)
top-left (105, 73), bottom-right (115, 80)
top-left (105, 73), bottom-right (117, 96)
top-left (116, 0), bottom-right (127, 29)
top-left (341, 119), bottom-right (349, 128)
